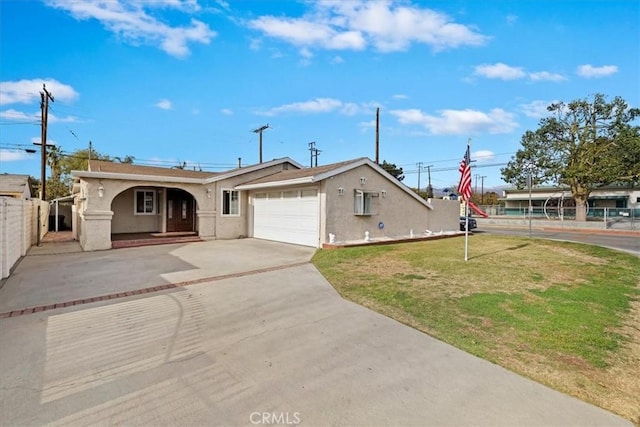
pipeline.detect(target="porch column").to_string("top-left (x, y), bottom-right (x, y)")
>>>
top-left (196, 209), bottom-right (216, 240)
top-left (80, 210), bottom-right (113, 251)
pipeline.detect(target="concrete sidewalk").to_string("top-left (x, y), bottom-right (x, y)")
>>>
top-left (0, 239), bottom-right (632, 426)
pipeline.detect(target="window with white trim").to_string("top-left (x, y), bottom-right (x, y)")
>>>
top-left (135, 190), bottom-right (156, 215)
top-left (222, 189), bottom-right (240, 215)
top-left (354, 190), bottom-right (379, 215)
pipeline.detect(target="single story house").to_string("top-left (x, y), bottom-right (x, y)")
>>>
top-left (71, 157), bottom-right (459, 251)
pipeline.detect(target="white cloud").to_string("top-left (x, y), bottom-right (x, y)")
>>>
top-left (0, 109), bottom-right (38, 121)
top-left (528, 71), bottom-right (566, 82)
top-left (0, 78), bottom-right (79, 105)
top-left (248, 1), bottom-right (487, 56)
top-left (331, 55), bottom-right (345, 64)
top-left (390, 107), bottom-right (518, 135)
top-left (474, 63), bottom-right (526, 80)
top-left (221, 108), bottom-right (233, 115)
top-left (473, 150), bottom-right (495, 162)
top-left (359, 119), bottom-right (376, 132)
top-left (576, 64), bottom-right (618, 78)
top-left (45, 0), bottom-right (216, 58)
top-left (300, 47), bottom-right (314, 58)
top-left (0, 149), bottom-right (35, 162)
top-left (474, 63), bottom-right (566, 82)
top-left (392, 94), bottom-right (408, 100)
top-left (248, 16), bottom-right (366, 51)
top-left (506, 14), bottom-right (518, 25)
top-left (249, 38), bottom-right (262, 51)
top-left (155, 99), bottom-right (172, 110)
top-left (0, 108), bottom-right (77, 124)
top-left (256, 97), bottom-right (378, 116)
top-left (519, 100), bottom-right (557, 118)
top-left (48, 113), bottom-right (79, 123)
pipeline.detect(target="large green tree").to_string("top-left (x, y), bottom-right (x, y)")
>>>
top-left (380, 160), bottom-right (404, 181)
top-left (501, 94), bottom-right (640, 221)
top-left (46, 147), bottom-right (132, 199)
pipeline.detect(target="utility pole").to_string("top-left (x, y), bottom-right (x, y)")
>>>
top-left (39, 84), bottom-right (54, 200)
top-left (480, 175), bottom-right (487, 204)
top-left (308, 141), bottom-right (321, 167)
top-left (308, 141), bottom-right (316, 167)
top-left (252, 124), bottom-right (269, 163)
top-left (426, 165), bottom-right (434, 198)
top-left (416, 162), bottom-right (423, 192)
top-left (238, 157), bottom-right (242, 168)
top-left (375, 107), bottom-right (380, 164)
top-left (474, 173), bottom-right (479, 195)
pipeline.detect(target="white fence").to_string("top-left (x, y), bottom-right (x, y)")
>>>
top-left (0, 198), bottom-right (49, 279)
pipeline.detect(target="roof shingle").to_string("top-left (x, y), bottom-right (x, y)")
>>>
top-left (237, 158), bottom-right (366, 186)
top-left (88, 160), bottom-right (219, 179)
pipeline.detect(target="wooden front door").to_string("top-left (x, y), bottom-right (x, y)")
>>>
top-left (166, 189), bottom-right (195, 232)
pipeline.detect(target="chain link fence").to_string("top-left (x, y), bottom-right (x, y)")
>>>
top-left (479, 205), bottom-right (639, 230)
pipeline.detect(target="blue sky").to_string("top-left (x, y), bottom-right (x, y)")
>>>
top-left (1, 0), bottom-right (638, 191)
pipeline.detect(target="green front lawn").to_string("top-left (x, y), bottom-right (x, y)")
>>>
top-left (312, 235), bottom-right (640, 422)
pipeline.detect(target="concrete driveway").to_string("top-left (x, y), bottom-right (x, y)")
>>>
top-left (0, 239), bottom-right (631, 426)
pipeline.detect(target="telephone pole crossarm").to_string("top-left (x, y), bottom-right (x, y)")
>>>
top-left (252, 124), bottom-right (269, 163)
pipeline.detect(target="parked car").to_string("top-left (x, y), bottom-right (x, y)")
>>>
top-left (459, 216), bottom-right (477, 231)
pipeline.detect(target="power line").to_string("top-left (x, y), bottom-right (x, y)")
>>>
top-left (398, 151), bottom-right (516, 167)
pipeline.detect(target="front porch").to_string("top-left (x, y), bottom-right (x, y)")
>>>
top-left (111, 231), bottom-right (202, 249)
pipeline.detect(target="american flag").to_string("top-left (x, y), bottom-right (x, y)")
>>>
top-left (457, 144), bottom-right (472, 202)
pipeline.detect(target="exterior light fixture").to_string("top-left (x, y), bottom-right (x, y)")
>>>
top-left (381, 189), bottom-right (387, 197)
top-left (97, 182), bottom-right (104, 198)
top-left (360, 177), bottom-right (367, 186)
top-left (206, 188), bottom-right (212, 198)
top-left (338, 187), bottom-right (345, 196)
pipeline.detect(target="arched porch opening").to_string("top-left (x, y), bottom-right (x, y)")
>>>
top-left (110, 185), bottom-right (199, 242)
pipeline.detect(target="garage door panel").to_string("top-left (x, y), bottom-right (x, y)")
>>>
top-left (252, 191), bottom-right (319, 247)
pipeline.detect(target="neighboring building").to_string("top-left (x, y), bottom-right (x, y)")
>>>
top-left (0, 174), bottom-right (32, 199)
top-left (71, 157), bottom-right (459, 251)
top-left (502, 185), bottom-right (640, 217)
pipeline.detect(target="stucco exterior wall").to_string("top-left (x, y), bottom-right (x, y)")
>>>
top-left (425, 198), bottom-right (461, 231)
top-left (215, 162), bottom-right (297, 239)
top-left (76, 177), bottom-right (215, 250)
top-left (111, 188), bottom-right (161, 234)
top-left (73, 162), bottom-right (298, 250)
top-left (322, 164), bottom-right (458, 244)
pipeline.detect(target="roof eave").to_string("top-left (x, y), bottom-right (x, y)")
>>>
top-left (72, 170), bottom-right (205, 184)
top-left (235, 177), bottom-right (315, 190)
top-left (204, 157), bottom-right (304, 184)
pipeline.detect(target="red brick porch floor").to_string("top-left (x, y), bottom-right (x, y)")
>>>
top-left (41, 231), bottom-right (74, 243)
top-left (111, 232), bottom-right (202, 249)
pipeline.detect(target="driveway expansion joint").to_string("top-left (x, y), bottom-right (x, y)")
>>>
top-left (0, 261), bottom-right (309, 319)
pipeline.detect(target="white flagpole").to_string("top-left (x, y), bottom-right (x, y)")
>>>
top-left (464, 138), bottom-right (471, 261)
top-left (464, 200), bottom-right (469, 261)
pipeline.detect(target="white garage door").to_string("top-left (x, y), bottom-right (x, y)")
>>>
top-left (252, 188), bottom-right (319, 247)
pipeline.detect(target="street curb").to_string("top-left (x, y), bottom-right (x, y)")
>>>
top-left (0, 261), bottom-right (309, 319)
top-left (540, 227), bottom-right (640, 237)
